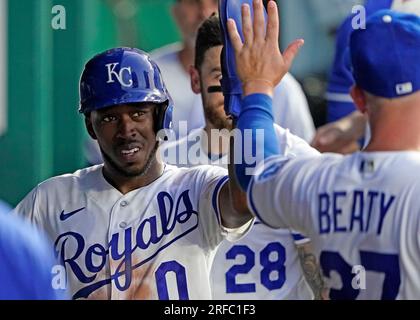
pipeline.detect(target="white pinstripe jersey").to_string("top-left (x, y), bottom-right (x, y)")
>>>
top-left (14, 164), bottom-right (229, 300)
top-left (249, 150), bottom-right (420, 299)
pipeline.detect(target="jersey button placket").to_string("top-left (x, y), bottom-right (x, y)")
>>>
top-left (108, 197), bottom-right (130, 299)
top-left (119, 201), bottom-right (129, 228)
top-left (119, 221), bottom-right (127, 228)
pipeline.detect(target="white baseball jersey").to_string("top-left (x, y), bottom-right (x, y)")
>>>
top-left (210, 222), bottom-right (312, 300)
top-left (272, 73), bottom-right (315, 143)
top-left (14, 164), bottom-right (233, 300)
top-left (161, 125), bottom-right (318, 299)
top-left (249, 148), bottom-right (420, 299)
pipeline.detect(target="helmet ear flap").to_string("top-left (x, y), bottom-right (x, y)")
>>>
top-left (153, 104), bottom-right (162, 134)
top-left (154, 101), bottom-right (174, 142)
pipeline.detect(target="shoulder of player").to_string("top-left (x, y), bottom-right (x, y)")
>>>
top-left (35, 164), bottom-right (103, 191)
top-left (165, 163), bottom-right (227, 175)
top-left (149, 42), bottom-right (182, 62)
top-left (360, 151), bottom-right (420, 175)
top-left (272, 72), bottom-right (309, 116)
top-left (274, 152), bottom-right (343, 175)
top-left (164, 163), bottom-right (227, 185)
top-left (275, 151), bottom-right (420, 182)
top-left (272, 125), bottom-right (319, 156)
top-left (274, 72), bottom-right (304, 95)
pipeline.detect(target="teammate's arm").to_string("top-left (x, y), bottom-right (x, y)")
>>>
top-left (296, 242), bottom-right (329, 300)
top-left (311, 110), bottom-right (366, 154)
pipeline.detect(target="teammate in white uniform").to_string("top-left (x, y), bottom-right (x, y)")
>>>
top-left (228, 0), bottom-right (420, 299)
top-left (14, 47), bottom-right (253, 300)
top-left (161, 15), bottom-right (324, 300)
top-left (150, 0), bottom-right (219, 137)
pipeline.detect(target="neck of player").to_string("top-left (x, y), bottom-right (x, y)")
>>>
top-left (364, 92), bottom-right (420, 152)
top-left (102, 158), bottom-right (164, 195)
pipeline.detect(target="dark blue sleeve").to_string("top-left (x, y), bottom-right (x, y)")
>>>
top-left (235, 93), bottom-right (280, 190)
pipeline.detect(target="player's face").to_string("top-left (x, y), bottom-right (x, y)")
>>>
top-left (198, 45), bottom-right (232, 130)
top-left (87, 103), bottom-right (158, 177)
top-left (172, 0), bottom-right (218, 46)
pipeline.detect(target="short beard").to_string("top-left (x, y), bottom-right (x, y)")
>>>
top-left (203, 105), bottom-right (232, 131)
top-left (200, 84), bottom-right (231, 131)
top-left (101, 142), bottom-right (159, 178)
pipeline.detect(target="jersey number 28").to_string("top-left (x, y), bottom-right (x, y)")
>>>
top-left (226, 242), bottom-right (286, 293)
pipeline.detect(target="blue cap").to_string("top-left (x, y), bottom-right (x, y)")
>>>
top-left (350, 10), bottom-right (420, 98)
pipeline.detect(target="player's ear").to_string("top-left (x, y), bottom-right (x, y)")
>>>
top-left (189, 65), bottom-right (201, 94)
top-left (350, 85), bottom-right (367, 114)
top-left (84, 114), bottom-right (97, 140)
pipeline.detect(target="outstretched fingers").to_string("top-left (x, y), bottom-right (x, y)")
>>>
top-left (265, 0), bottom-right (279, 45)
top-left (242, 3), bottom-right (253, 46)
top-left (227, 18), bottom-right (243, 53)
top-left (283, 39), bottom-right (305, 70)
top-left (252, 0), bottom-right (265, 42)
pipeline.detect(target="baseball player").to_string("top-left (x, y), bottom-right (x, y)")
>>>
top-left (13, 47), bottom-right (253, 299)
top-left (229, 0), bottom-right (420, 299)
top-left (83, 0), bottom-right (219, 165)
top-left (161, 14), bottom-right (324, 300)
top-left (0, 206), bottom-right (67, 299)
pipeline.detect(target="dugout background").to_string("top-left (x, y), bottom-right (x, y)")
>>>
top-left (0, 0), bottom-right (357, 206)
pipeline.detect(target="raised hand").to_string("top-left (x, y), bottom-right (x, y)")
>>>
top-left (227, 0), bottom-right (304, 97)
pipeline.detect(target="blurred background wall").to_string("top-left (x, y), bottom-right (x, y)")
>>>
top-left (0, 0), bottom-right (358, 206)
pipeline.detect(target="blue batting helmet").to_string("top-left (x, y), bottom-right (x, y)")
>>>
top-left (79, 47), bottom-right (173, 131)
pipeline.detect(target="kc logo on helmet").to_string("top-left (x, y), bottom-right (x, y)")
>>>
top-left (105, 62), bottom-right (133, 87)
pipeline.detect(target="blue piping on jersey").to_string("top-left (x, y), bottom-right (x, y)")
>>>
top-left (292, 233), bottom-right (306, 241)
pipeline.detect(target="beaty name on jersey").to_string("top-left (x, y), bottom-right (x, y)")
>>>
top-left (317, 190), bottom-right (396, 235)
top-left (54, 190), bottom-right (199, 299)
